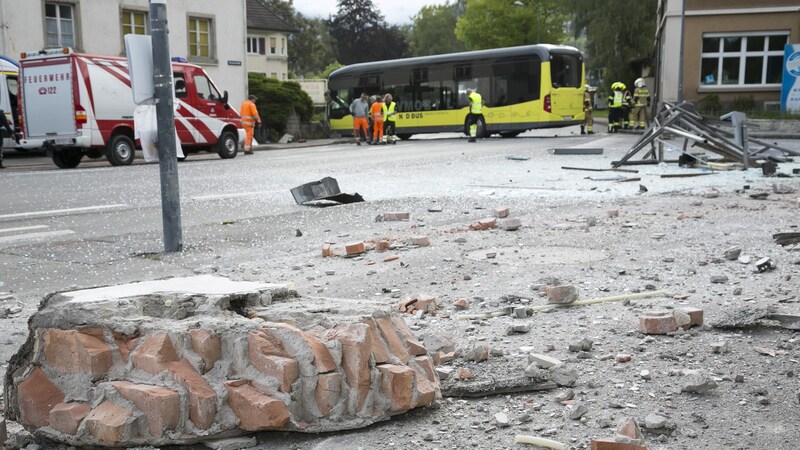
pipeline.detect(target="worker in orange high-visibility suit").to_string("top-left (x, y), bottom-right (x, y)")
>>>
top-left (369, 95), bottom-right (384, 145)
top-left (240, 94), bottom-right (261, 154)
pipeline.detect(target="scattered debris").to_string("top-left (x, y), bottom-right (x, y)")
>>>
top-left (526, 291), bottom-right (666, 314)
top-left (345, 241), bottom-right (366, 256)
top-left (551, 147), bottom-right (604, 155)
top-left (383, 211), bottom-right (411, 221)
top-left (514, 434), bottom-right (567, 449)
top-left (527, 354), bottom-right (563, 369)
top-left (639, 308), bottom-right (703, 334)
top-left (568, 338), bottom-right (593, 352)
top-left (545, 285), bottom-right (579, 304)
top-left (755, 257), bottom-right (776, 272)
top-left (290, 177), bottom-right (364, 205)
top-left (723, 246), bottom-right (742, 261)
top-left (452, 298), bottom-right (469, 310)
top-left (506, 155), bottom-right (531, 161)
top-left (772, 183), bottom-right (796, 194)
top-left (561, 166), bottom-right (638, 173)
top-left (442, 376), bottom-right (556, 398)
top-left (774, 232), bottom-right (800, 246)
top-left (499, 218), bottom-right (522, 231)
top-left (495, 412), bottom-right (510, 428)
top-left (470, 218), bottom-right (497, 230)
top-left (681, 370), bottom-right (718, 394)
top-left (410, 235), bottom-right (431, 247)
top-left (494, 207), bottom-right (510, 218)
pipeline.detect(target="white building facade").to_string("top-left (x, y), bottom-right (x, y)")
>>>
top-left (245, 0), bottom-right (294, 80)
top-left (0, 0), bottom-right (248, 107)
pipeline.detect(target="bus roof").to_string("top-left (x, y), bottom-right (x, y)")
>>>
top-left (329, 44), bottom-right (581, 79)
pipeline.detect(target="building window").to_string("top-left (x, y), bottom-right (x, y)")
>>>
top-left (700, 32), bottom-right (788, 87)
top-left (45, 2), bottom-right (75, 48)
top-left (121, 10), bottom-right (148, 36)
top-left (188, 16), bottom-right (213, 60)
top-left (270, 37), bottom-right (277, 55)
top-left (247, 36), bottom-right (266, 55)
top-left (271, 72), bottom-right (278, 79)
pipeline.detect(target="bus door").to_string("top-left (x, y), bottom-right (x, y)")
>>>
top-left (548, 52), bottom-right (583, 119)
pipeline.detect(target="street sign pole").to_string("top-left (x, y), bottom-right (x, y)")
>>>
top-left (149, 0), bottom-right (182, 252)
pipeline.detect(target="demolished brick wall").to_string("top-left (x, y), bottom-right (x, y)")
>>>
top-left (3, 276), bottom-right (440, 447)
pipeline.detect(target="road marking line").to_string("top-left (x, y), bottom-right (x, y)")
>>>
top-left (0, 229), bottom-right (75, 244)
top-left (0, 204), bottom-right (128, 221)
top-left (191, 191), bottom-right (282, 201)
top-left (0, 225), bottom-right (50, 234)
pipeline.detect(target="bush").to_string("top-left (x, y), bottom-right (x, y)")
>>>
top-left (698, 93), bottom-right (722, 116)
top-left (731, 95), bottom-right (756, 113)
top-left (247, 73), bottom-right (314, 141)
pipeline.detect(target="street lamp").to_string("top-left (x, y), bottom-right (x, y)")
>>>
top-left (513, 0), bottom-right (540, 44)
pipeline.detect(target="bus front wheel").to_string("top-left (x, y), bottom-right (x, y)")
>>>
top-left (397, 133), bottom-right (413, 140)
top-left (464, 116), bottom-right (487, 138)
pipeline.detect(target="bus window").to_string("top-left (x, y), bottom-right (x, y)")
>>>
top-left (551, 53), bottom-right (582, 88)
top-left (494, 59), bottom-right (540, 105)
top-left (328, 88), bottom-right (350, 119)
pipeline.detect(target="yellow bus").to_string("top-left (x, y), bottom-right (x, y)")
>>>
top-left (327, 44), bottom-right (585, 139)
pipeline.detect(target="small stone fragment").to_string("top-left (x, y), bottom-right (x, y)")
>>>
top-left (411, 236), bottom-right (431, 247)
top-left (616, 354), bottom-right (632, 363)
top-left (463, 344), bottom-right (490, 363)
top-left (545, 285), bottom-right (579, 304)
top-left (499, 218), bottom-right (522, 231)
top-left (681, 370), bottom-right (718, 394)
top-left (569, 402), bottom-right (589, 420)
top-left (527, 354), bottom-right (564, 369)
top-left (723, 246), bottom-right (742, 261)
top-left (494, 412), bottom-right (510, 427)
top-left (711, 342), bottom-right (730, 354)
top-left (493, 207), bottom-right (510, 218)
top-left (551, 366), bottom-right (578, 387)
top-left (568, 338), bottom-right (593, 352)
top-left (710, 275), bottom-right (728, 284)
top-left (452, 298), bottom-right (469, 310)
top-left (506, 324), bottom-right (531, 335)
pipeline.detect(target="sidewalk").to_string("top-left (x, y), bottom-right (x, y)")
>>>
top-left (252, 137), bottom-right (350, 152)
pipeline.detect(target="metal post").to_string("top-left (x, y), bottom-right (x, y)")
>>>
top-left (150, 0), bottom-right (182, 252)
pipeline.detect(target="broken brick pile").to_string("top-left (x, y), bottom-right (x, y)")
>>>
top-left (3, 276), bottom-right (440, 447)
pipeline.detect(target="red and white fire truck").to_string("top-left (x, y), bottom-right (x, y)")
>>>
top-left (19, 48), bottom-right (244, 168)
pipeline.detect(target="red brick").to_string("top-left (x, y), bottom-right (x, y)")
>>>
top-left (638, 314), bottom-right (678, 335)
top-left (375, 240), bottom-right (391, 252)
top-left (413, 355), bottom-right (439, 384)
top-left (398, 298), bottom-right (418, 313)
top-left (383, 255), bottom-right (400, 262)
top-left (49, 403), bottom-right (90, 435)
top-left (452, 298), bottom-right (469, 310)
top-left (85, 401), bottom-right (132, 446)
top-left (111, 381), bottom-right (180, 437)
top-left (225, 381), bottom-right (289, 431)
top-left (412, 371), bottom-right (437, 408)
top-left (270, 323), bottom-right (337, 374)
top-left (131, 333), bottom-right (179, 374)
top-left (384, 212), bottom-right (410, 221)
top-left (345, 241), bottom-right (365, 255)
top-left (377, 364), bottom-right (414, 412)
top-left (615, 354), bottom-right (632, 363)
top-left (17, 367), bottom-right (65, 427)
top-left (433, 351), bottom-right (455, 366)
top-left (458, 368), bottom-right (474, 380)
top-left (391, 316), bottom-right (427, 356)
top-left (315, 372), bottom-right (342, 417)
top-left (166, 359), bottom-right (217, 430)
top-left (590, 439), bottom-right (648, 450)
top-left (43, 329), bottom-right (113, 379)
top-left (330, 323), bottom-right (372, 412)
top-left (248, 330), bottom-right (289, 358)
top-left (414, 296), bottom-right (437, 314)
top-left (322, 243), bottom-right (332, 257)
top-left (493, 207), bottom-right (510, 218)
top-left (189, 329), bottom-right (221, 374)
top-left (375, 316), bottom-right (410, 364)
top-left (545, 285), bottom-right (579, 304)
top-left (411, 235), bottom-right (430, 247)
top-left (113, 333), bottom-right (138, 363)
top-left (617, 418), bottom-right (644, 440)
top-left (362, 319), bottom-right (390, 364)
top-left (471, 218), bottom-right (497, 230)
top-left (676, 307), bottom-right (704, 328)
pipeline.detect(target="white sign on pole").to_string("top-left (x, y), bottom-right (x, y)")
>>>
top-left (124, 34), bottom-right (155, 105)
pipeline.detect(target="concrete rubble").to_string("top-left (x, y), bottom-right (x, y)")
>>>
top-left (3, 276), bottom-right (440, 447)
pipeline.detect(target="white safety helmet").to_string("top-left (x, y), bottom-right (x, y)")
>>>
top-left (635, 78), bottom-right (646, 88)
top-left (584, 84), bottom-right (591, 90)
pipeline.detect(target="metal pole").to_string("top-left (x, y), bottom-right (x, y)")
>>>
top-left (150, 0), bottom-right (183, 252)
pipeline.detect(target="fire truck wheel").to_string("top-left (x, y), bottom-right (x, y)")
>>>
top-left (106, 134), bottom-right (135, 166)
top-left (217, 130), bottom-right (238, 159)
top-left (52, 149), bottom-right (83, 169)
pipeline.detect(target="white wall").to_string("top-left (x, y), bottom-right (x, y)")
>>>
top-left (658, 0), bottom-right (684, 104)
top-left (0, 0), bottom-right (247, 107)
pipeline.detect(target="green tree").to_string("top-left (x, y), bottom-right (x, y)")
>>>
top-left (455, 0), bottom-right (568, 50)
top-left (408, 1), bottom-right (467, 56)
top-left (566, 0), bottom-right (658, 90)
top-left (248, 73), bottom-right (313, 140)
top-left (255, 0), bottom-right (338, 78)
top-left (327, 0), bottom-right (410, 64)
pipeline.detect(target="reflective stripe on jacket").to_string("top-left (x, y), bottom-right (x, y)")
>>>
top-left (240, 99), bottom-right (261, 127)
top-left (610, 91), bottom-right (623, 108)
top-left (370, 102), bottom-right (384, 121)
top-left (468, 92), bottom-right (483, 114)
top-left (634, 88), bottom-right (650, 107)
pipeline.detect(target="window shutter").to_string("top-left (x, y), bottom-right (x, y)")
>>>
top-left (259, 38), bottom-right (266, 55)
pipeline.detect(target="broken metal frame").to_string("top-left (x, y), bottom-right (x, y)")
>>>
top-left (613, 102), bottom-right (799, 168)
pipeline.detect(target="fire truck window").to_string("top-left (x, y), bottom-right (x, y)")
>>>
top-left (194, 74), bottom-right (220, 101)
top-left (173, 74), bottom-right (187, 98)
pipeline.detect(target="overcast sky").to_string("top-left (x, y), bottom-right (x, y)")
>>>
top-left (293, 0), bottom-right (452, 24)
